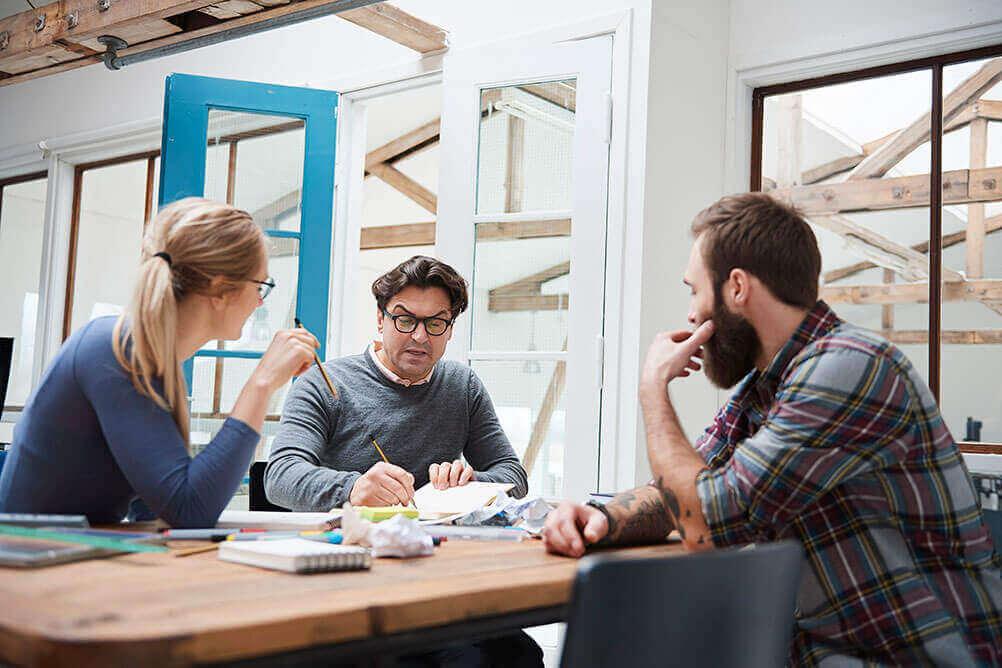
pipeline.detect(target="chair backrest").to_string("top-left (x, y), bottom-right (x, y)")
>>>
top-left (248, 460), bottom-right (290, 512)
top-left (560, 540), bottom-right (804, 668)
top-left (0, 337), bottom-right (12, 416)
top-left (984, 509), bottom-right (1002, 555)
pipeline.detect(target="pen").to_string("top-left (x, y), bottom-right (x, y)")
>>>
top-left (295, 317), bottom-right (338, 399)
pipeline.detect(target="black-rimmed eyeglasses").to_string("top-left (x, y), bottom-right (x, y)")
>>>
top-left (248, 276), bottom-right (276, 300)
top-left (382, 309), bottom-right (454, 336)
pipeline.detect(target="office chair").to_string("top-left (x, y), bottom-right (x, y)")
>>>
top-left (560, 540), bottom-right (803, 668)
top-left (984, 509), bottom-right (1002, 554)
top-left (0, 337), bottom-right (12, 420)
top-left (248, 460), bottom-right (290, 512)
top-left (0, 337), bottom-right (13, 474)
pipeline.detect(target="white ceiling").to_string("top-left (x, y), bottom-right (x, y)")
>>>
top-left (0, 0), bottom-right (31, 21)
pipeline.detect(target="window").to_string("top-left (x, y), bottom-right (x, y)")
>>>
top-left (0, 172), bottom-right (47, 410)
top-left (66, 153), bottom-right (156, 338)
top-left (753, 45), bottom-right (1002, 451)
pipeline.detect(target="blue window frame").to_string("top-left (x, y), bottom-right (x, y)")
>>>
top-left (158, 73), bottom-right (338, 388)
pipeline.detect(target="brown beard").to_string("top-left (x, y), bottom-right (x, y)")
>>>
top-left (702, 292), bottom-right (761, 389)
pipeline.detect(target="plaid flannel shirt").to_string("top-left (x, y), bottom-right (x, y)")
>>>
top-left (694, 301), bottom-right (1002, 666)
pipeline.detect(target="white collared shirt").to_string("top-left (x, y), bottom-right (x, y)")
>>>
top-left (368, 340), bottom-right (433, 387)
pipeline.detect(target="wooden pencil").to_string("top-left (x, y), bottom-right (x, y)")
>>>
top-left (294, 317), bottom-right (338, 399)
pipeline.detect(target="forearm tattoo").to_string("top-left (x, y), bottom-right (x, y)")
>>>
top-left (594, 485), bottom-right (675, 547)
top-left (656, 475), bottom-right (706, 545)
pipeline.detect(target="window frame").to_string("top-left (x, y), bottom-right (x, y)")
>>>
top-left (750, 42), bottom-right (1002, 454)
top-left (0, 169), bottom-right (49, 412)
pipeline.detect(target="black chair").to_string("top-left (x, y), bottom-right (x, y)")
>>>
top-left (560, 540), bottom-right (804, 668)
top-left (0, 337), bottom-right (12, 418)
top-left (984, 509), bottom-right (1002, 554)
top-left (0, 337), bottom-right (12, 466)
top-left (248, 460), bottom-right (290, 512)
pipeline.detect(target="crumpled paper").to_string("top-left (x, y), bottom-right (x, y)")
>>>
top-left (455, 491), bottom-right (552, 534)
top-left (341, 504), bottom-right (434, 558)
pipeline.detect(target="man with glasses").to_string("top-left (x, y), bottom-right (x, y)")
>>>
top-left (265, 255), bottom-right (528, 511)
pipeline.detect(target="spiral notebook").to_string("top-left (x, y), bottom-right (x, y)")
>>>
top-left (218, 538), bottom-right (371, 574)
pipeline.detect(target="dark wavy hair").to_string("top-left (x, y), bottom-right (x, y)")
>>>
top-left (691, 192), bottom-right (821, 308)
top-left (371, 255), bottom-right (469, 318)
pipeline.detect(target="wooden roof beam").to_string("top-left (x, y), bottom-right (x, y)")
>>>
top-left (801, 103), bottom-right (983, 185)
top-left (338, 3), bottom-right (447, 54)
top-left (823, 213), bottom-right (1002, 283)
top-left (810, 214), bottom-right (963, 283)
top-left (846, 57), bottom-right (1002, 180)
top-left (769, 165), bottom-right (1002, 214)
top-left (821, 278), bottom-right (1002, 305)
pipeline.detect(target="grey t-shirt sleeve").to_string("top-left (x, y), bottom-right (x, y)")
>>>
top-left (263, 367), bottom-right (361, 511)
top-left (463, 369), bottom-right (529, 498)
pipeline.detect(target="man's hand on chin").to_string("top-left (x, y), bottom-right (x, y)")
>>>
top-left (639, 320), bottom-right (714, 401)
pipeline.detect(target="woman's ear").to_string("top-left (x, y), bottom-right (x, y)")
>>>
top-left (208, 276), bottom-right (230, 311)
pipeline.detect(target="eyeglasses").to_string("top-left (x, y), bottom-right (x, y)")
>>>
top-left (382, 309), bottom-right (454, 336)
top-left (248, 276), bottom-right (276, 300)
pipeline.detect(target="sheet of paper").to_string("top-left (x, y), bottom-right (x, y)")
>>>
top-left (412, 482), bottom-right (514, 517)
top-left (216, 510), bottom-right (342, 531)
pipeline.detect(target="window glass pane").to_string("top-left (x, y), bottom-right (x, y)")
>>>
top-left (0, 176), bottom-right (46, 407)
top-left (206, 110), bottom-right (305, 232)
top-left (471, 229), bottom-right (569, 352)
top-left (476, 81), bottom-right (576, 214)
top-left (190, 356), bottom-right (284, 458)
top-left (471, 360), bottom-right (565, 498)
top-left (761, 70), bottom-right (932, 384)
top-left (71, 159), bottom-right (147, 335)
top-left (940, 55), bottom-right (1002, 443)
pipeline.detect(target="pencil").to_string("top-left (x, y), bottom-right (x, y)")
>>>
top-left (294, 317), bottom-right (338, 399)
top-left (369, 434), bottom-right (416, 509)
top-left (369, 435), bottom-right (390, 464)
top-left (173, 544), bottom-right (220, 558)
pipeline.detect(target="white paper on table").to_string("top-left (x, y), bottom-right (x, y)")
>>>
top-left (412, 481), bottom-right (514, 517)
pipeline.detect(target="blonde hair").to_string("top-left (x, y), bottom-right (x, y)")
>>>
top-left (113, 197), bottom-right (265, 445)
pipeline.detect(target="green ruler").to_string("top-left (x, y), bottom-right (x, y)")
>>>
top-left (0, 523), bottom-right (168, 554)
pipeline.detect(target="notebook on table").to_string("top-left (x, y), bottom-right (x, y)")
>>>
top-left (218, 538), bottom-right (371, 574)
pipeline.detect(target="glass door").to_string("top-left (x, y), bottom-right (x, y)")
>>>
top-left (160, 73), bottom-right (338, 458)
top-left (437, 36), bottom-right (613, 500)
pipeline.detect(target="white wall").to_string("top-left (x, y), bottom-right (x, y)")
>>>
top-left (631, 0), bottom-right (731, 483)
top-left (730, 0), bottom-right (1002, 74)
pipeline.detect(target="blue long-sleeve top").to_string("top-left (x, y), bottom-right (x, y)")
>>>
top-left (0, 316), bottom-right (259, 527)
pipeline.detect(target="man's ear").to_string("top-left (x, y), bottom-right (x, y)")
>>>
top-left (727, 268), bottom-right (752, 310)
top-left (376, 307), bottom-right (384, 334)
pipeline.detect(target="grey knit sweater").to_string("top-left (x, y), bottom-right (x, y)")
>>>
top-left (264, 350), bottom-right (528, 511)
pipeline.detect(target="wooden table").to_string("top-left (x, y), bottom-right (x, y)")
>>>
top-left (0, 538), bottom-right (683, 666)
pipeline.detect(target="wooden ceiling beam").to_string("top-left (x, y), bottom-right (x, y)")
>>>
top-left (338, 3), bottom-right (447, 54)
top-left (0, 0), bottom-right (387, 87)
top-left (821, 278), bottom-right (1002, 305)
top-left (823, 213), bottom-right (1002, 284)
top-left (769, 165), bottom-right (1002, 214)
top-left (0, 0), bottom-right (213, 64)
top-left (367, 162), bottom-right (436, 213)
top-left (846, 57), bottom-right (1002, 180)
top-left (810, 214), bottom-right (964, 283)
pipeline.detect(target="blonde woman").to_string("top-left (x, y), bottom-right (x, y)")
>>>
top-left (0, 198), bottom-right (317, 527)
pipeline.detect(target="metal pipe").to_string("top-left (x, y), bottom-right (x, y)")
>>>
top-left (105, 0), bottom-right (381, 70)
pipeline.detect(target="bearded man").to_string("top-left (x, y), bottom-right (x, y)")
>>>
top-left (542, 193), bottom-right (1002, 665)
